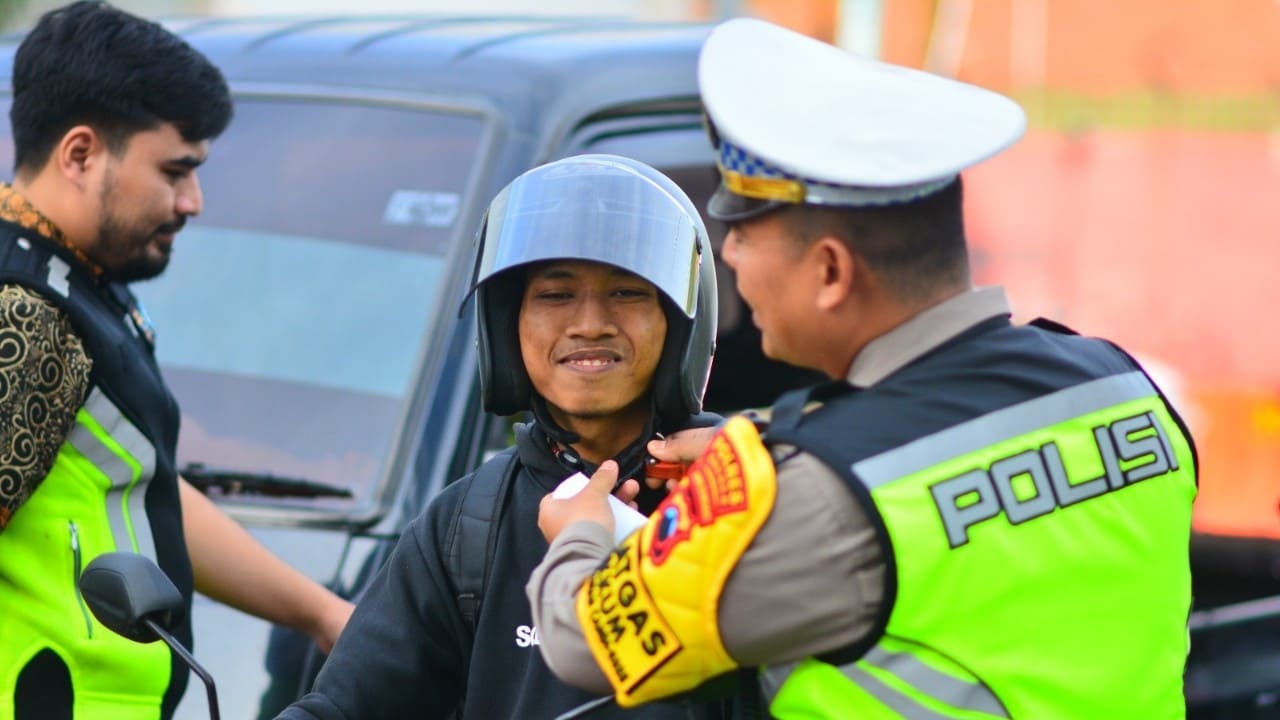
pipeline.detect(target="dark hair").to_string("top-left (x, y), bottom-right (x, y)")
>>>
top-left (782, 177), bottom-right (970, 302)
top-left (10, 0), bottom-right (233, 172)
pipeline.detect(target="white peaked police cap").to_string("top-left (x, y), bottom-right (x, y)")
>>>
top-left (700, 18), bottom-right (1028, 221)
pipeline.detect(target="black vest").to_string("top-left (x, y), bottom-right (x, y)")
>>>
top-left (0, 219), bottom-right (191, 717)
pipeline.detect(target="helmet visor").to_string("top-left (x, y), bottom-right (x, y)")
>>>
top-left (473, 158), bottom-right (702, 318)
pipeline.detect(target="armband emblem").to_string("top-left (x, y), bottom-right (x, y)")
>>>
top-left (649, 426), bottom-right (752, 565)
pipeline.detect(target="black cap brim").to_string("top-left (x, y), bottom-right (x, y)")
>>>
top-left (707, 182), bottom-right (789, 222)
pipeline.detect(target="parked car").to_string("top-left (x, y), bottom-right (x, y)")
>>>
top-left (0, 13), bottom-right (1272, 720)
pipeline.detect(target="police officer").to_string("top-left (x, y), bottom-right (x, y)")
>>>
top-left (278, 154), bottom-right (728, 720)
top-left (529, 18), bottom-right (1197, 719)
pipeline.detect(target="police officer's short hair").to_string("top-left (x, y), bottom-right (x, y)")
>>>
top-left (779, 179), bottom-right (970, 303)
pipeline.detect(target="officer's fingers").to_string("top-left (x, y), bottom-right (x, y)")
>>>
top-left (642, 473), bottom-right (683, 497)
top-left (643, 473), bottom-right (667, 491)
top-left (613, 477), bottom-right (640, 506)
top-left (589, 460), bottom-right (619, 495)
top-left (539, 462), bottom-right (620, 543)
top-left (647, 427), bottom-right (716, 464)
top-left (536, 493), bottom-right (556, 539)
top-left (538, 490), bottom-right (601, 542)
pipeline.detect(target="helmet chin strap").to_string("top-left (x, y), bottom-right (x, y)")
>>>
top-left (529, 394), bottom-right (657, 483)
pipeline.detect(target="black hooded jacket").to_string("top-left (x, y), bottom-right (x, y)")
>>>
top-left (278, 419), bottom-right (728, 720)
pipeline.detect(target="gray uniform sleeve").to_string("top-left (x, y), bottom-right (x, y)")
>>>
top-left (527, 447), bottom-right (885, 691)
top-left (526, 519), bottom-right (617, 694)
top-left (719, 448), bottom-right (884, 665)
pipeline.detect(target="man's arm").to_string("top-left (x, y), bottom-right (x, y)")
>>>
top-left (529, 445), bottom-right (884, 696)
top-left (0, 285), bottom-right (91, 531)
top-left (179, 479), bottom-right (353, 652)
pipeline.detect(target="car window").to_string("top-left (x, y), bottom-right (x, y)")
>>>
top-left (155, 98), bottom-right (485, 515)
top-left (0, 96), bottom-right (487, 516)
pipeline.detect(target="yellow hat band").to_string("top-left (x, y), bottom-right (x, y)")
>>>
top-left (718, 166), bottom-right (806, 204)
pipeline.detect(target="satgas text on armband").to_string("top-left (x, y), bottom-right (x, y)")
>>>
top-left (596, 545), bottom-right (631, 576)
top-left (931, 410), bottom-right (1180, 549)
top-left (584, 534), bottom-right (681, 691)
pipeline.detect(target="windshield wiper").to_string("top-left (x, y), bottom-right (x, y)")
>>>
top-left (181, 463), bottom-right (353, 499)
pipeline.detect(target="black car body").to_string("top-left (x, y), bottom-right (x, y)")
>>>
top-left (0, 14), bottom-right (1270, 720)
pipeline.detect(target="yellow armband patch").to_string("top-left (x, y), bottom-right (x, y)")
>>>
top-left (575, 416), bottom-right (777, 706)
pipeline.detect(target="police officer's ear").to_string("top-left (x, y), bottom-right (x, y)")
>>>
top-left (810, 234), bottom-right (858, 312)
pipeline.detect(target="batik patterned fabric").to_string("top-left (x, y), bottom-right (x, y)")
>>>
top-left (0, 185), bottom-right (93, 530)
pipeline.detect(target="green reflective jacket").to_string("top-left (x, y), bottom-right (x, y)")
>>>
top-left (761, 320), bottom-right (1197, 719)
top-left (0, 219), bottom-right (188, 719)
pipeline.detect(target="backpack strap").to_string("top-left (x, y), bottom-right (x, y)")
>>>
top-left (447, 447), bottom-right (520, 632)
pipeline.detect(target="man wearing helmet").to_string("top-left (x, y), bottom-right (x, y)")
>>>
top-left (276, 154), bottom-right (726, 720)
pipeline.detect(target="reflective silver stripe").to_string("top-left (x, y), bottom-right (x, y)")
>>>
top-left (46, 255), bottom-right (71, 297)
top-left (852, 371), bottom-right (1156, 488)
top-left (844, 664), bottom-right (962, 720)
top-left (863, 647), bottom-right (1009, 718)
top-left (67, 388), bottom-right (158, 561)
top-left (764, 660), bottom-right (960, 720)
top-left (761, 654), bottom-right (1008, 719)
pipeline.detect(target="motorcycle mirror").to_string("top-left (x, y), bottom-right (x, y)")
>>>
top-left (79, 551), bottom-right (183, 642)
top-left (80, 552), bottom-right (221, 720)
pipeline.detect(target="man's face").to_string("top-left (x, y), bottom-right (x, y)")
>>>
top-left (92, 122), bottom-right (208, 283)
top-left (519, 260), bottom-right (667, 425)
top-left (721, 212), bottom-right (813, 366)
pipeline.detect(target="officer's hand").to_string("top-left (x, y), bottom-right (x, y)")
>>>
top-left (644, 427), bottom-right (717, 490)
top-left (539, 460), bottom-right (618, 543)
top-left (612, 477), bottom-right (642, 510)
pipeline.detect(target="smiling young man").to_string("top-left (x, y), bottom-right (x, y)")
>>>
top-left (277, 154), bottom-right (728, 720)
top-left (0, 4), bottom-right (353, 719)
top-left (520, 261), bottom-right (669, 459)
